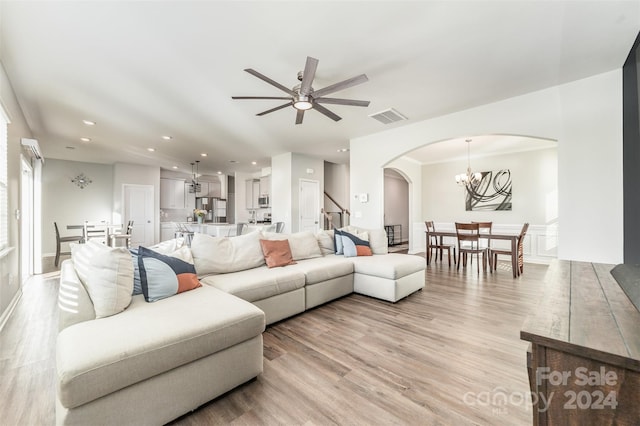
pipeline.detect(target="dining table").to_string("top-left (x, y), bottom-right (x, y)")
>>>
top-left (425, 229), bottom-right (520, 277)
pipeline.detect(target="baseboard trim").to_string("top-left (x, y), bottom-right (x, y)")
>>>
top-left (0, 289), bottom-right (22, 333)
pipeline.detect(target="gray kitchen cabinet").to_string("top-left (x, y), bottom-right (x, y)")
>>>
top-left (160, 178), bottom-right (186, 209)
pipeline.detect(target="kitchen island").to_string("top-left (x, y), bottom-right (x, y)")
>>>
top-left (160, 222), bottom-right (272, 240)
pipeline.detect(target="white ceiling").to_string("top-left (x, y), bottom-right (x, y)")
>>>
top-left (1, 1), bottom-right (638, 175)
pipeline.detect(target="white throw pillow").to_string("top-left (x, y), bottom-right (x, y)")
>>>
top-left (70, 241), bottom-right (134, 318)
top-left (147, 237), bottom-right (185, 254)
top-left (190, 231), bottom-right (265, 274)
top-left (316, 230), bottom-right (335, 255)
top-left (260, 231), bottom-right (322, 261)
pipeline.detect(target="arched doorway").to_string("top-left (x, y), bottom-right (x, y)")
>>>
top-left (383, 168), bottom-right (409, 251)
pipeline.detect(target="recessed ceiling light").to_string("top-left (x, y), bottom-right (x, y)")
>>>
top-left (82, 120), bottom-right (96, 126)
top-left (337, 148), bottom-right (349, 152)
top-left (162, 135), bottom-right (172, 140)
top-left (251, 161), bottom-right (257, 165)
top-left (200, 153), bottom-right (207, 157)
top-left (80, 137), bottom-right (91, 142)
top-left (147, 148), bottom-right (155, 152)
top-left (217, 171), bottom-right (222, 175)
top-left (172, 166), bottom-right (178, 169)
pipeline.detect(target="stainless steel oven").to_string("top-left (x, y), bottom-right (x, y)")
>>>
top-left (258, 195), bottom-right (269, 208)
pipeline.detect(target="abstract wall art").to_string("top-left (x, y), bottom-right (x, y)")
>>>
top-left (465, 169), bottom-right (512, 211)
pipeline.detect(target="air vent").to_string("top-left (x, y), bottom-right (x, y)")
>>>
top-left (369, 108), bottom-right (407, 124)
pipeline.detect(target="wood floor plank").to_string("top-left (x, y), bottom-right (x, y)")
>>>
top-left (0, 259), bottom-right (549, 425)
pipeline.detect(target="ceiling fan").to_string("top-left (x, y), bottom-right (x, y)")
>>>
top-left (232, 56), bottom-right (370, 125)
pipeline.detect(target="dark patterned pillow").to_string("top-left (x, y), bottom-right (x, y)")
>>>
top-left (137, 246), bottom-right (201, 302)
top-left (334, 229), bottom-right (345, 255)
top-left (340, 230), bottom-right (373, 257)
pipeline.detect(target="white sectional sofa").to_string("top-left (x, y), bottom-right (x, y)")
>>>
top-left (56, 226), bottom-right (425, 425)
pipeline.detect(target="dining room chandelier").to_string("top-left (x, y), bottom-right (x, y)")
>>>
top-left (455, 139), bottom-right (482, 187)
top-left (189, 161), bottom-right (202, 193)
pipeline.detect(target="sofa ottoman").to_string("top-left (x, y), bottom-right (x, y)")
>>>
top-left (351, 253), bottom-right (426, 302)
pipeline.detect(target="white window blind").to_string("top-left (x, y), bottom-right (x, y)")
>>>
top-left (0, 111), bottom-right (7, 249)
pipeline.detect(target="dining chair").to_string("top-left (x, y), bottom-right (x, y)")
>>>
top-left (472, 221), bottom-right (493, 271)
top-left (54, 222), bottom-right (83, 267)
top-left (175, 223), bottom-right (195, 246)
top-left (110, 220), bottom-right (134, 248)
top-left (490, 223), bottom-right (529, 277)
top-left (236, 222), bottom-right (248, 236)
top-left (425, 221), bottom-right (456, 266)
top-left (455, 222), bottom-right (488, 273)
top-left (84, 221), bottom-right (109, 245)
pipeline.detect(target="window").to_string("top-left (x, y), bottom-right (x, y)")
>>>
top-left (0, 108), bottom-right (7, 249)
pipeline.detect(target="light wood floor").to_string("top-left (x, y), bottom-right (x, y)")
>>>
top-left (0, 257), bottom-right (548, 426)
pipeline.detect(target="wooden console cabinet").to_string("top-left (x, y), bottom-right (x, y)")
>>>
top-left (521, 260), bottom-right (640, 425)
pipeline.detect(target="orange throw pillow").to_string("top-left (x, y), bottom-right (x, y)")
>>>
top-left (260, 239), bottom-right (297, 268)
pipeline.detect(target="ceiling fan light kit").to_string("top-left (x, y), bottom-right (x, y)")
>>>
top-left (232, 56), bottom-right (370, 124)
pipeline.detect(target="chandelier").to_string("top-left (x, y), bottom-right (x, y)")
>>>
top-left (188, 161), bottom-right (202, 193)
top-left (455, 139), bottom-right (482, 187)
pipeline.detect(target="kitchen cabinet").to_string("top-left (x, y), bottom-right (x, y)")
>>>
top-left (195, 182), bottom-right (209, 197)
top-left (245, 179), bottom-right (260, 209)
top-left (192, 180), bottom-right (221, 197)
top-left (259, 175), bottom-right (270, 197)
top-left (184, 183), bottom-right (195, 209)
top-left (160, 178), bottom-right (186, 209)
top-left (160, 223), bottom-right (177, 241)
top-left (208, 180), bottom-right (221, 198)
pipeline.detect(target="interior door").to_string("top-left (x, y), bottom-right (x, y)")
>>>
top-left (299, 179), bottom-right (320, 232)
top-left (123, 184), bottom-right (155, 247)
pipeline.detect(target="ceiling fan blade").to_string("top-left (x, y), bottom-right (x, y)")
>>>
top-left (256, 102), bottom-right (293, 116)
top-left (313, 103), bottom-right (342, 122)
top-left (295, 109), bottom-right (305, 125)
top-left (244, 69), bottom-right (297, 96)
top-left (232, 96), bottom-right (293, 100)
top-left (314, 97), bottom-right (370, 107)
top-left (300, 56), bottom-right (319, 96)
top-left (312, 74), bottom-right (369, 98)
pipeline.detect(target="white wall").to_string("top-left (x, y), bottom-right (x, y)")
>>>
top-left (42, 159), bottom-right (113, 255)
top-left (351, 70), bottom-right (623, 264)
top-left (271, 153), bottom-right (292, 232)
top-left (422, 147), bottom-right (557, 225)
top-left (270, 152), bottom-right (324, 233)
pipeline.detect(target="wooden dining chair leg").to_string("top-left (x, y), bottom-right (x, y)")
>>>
top-left (55, 240), bottom-right (61, 267)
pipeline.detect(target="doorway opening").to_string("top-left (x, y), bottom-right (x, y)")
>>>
top-left (383, 168), bottom-right (409, 252)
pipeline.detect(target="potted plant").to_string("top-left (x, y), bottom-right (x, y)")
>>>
top-left (194, 209), bottom-right (207, 224)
